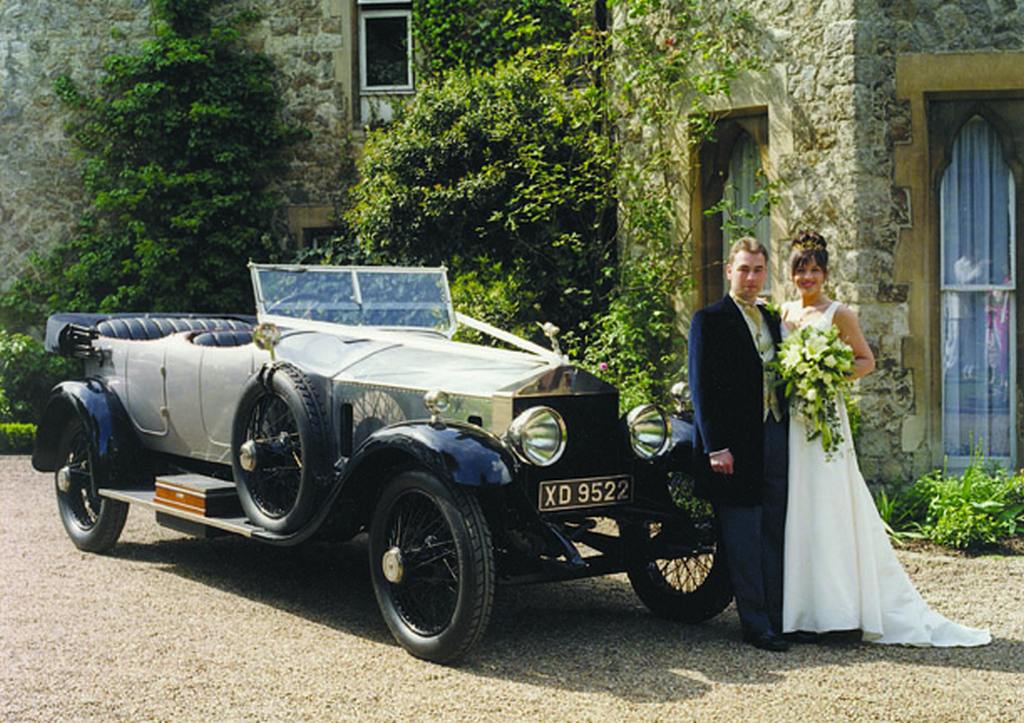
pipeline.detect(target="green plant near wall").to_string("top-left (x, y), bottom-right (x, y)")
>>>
top-left (875, 448), bottom-right (1024, 550)
top-left (412, 0), bottom-right (575, 76)
top-left (346, 53), bottom-right (617, 346)
top-left (569, 0), bottom-right (764, 406)
top-left (0, 331), bottom-right (79, 424)
top-left (0, 0), bottom-right (306, 329)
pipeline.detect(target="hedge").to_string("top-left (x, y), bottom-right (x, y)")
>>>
top-left (0, 423), bottom-right (36, 454)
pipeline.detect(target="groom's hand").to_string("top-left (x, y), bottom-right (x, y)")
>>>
top-left (709, 449), bottom-right (734, 475)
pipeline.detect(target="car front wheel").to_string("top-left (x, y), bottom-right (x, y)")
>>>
top-left (369, 469), bottom-right (494, 663)
top-left (621, 519), bottom-right (732, 622)
top-left (54, 419), bottom-right (129, 553)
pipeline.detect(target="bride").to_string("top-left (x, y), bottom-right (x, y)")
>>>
top-left (780, 231), bottom-right (991, 647)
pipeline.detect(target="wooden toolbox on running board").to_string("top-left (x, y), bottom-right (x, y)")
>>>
top-left (154, 474), bottom-right (243, 518)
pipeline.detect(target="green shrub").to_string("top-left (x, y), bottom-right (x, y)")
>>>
top-left (412, 0), bottom-right (575, 77)
top-left (878, 449), bottom-right (1024, 550)
top-left (346, 56), bottom-right (617, 346)
top-left (0, 331), bottom-right (79, 423)
top-left (0, 423), bottom-right (37, 454)
top-left (0, 0), bottom-right (304, 327)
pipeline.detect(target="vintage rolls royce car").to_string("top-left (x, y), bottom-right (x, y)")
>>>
top-left (33, 264), bottom-right (729, 663)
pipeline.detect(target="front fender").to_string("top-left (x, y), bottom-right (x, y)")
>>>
top-left (32, 379), bottom-right (145, 490)
top-left (342, 420), bottom-right (519, 490)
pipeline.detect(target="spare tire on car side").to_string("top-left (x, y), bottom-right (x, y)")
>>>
top-left (231, 363), bottom-right (330, 534)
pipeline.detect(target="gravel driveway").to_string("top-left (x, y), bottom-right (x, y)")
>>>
top-left (1, 455), bottom-right (1021, 721)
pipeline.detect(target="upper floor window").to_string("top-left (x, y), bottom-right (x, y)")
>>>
top-left (358, 1), bottom-right (413, 123)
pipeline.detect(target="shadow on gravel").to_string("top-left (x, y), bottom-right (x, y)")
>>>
top-left (106, 530), bottom-right (1024, 703)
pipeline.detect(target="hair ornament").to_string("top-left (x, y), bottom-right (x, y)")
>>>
top-left (792, 231), bottom-right (827, 252)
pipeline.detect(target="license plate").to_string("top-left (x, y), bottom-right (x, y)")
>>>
top-left (538, 475), bottom-right (633, 512)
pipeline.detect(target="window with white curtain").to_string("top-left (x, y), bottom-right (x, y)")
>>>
top-left (940, 116), bottom-right (1017, 465)
top-left (722, 132), bottom-right (772, 292)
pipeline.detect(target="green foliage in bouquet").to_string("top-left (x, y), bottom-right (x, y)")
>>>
top-left (773, 325), bottom-right (855, 457)
top-left (0, 0), bottom-right (305, 327)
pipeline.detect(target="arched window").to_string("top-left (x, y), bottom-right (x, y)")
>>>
top-left (722, 132), bottom-right (772, 292)
top-left (940, 117), bottom-right (1017, 464)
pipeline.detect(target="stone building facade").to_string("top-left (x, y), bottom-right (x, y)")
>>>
top-left (682, 0), bottom-right (1024, 480)
top-left (0, 0), bottom-right (395, 292)
top-left (4, 1), bottom-right (1022, 481)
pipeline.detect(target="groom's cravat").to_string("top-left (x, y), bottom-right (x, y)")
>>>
top-left (731, 295), bottom-right (783, 423)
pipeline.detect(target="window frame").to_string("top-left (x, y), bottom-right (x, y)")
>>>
top-left (693, 110), bottom-right (771, 307)
top-left (931, 103), bottom-right (1023, 470)
top-left (358, 6), bottom-right (414, 94)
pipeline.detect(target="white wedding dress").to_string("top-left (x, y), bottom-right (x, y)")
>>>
top-left (781, 301), bottom-right (991, 646)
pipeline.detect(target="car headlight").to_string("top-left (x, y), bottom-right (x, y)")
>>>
top-left (506, 406), bottom-right (566, 466)
top-left (627, 404), bottom-right (671, 460)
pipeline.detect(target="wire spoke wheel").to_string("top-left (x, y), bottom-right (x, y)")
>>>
top-left (622, 517), bottom-right (732, 623)
top-left (54, 419), bottom-right (128, 553)
top-left (244, 395), bottom-right (303, 519)
top-left (386, 490), bottom-right (460, 635)
top-left (370, 469), bottom-right (494, 663)
top-left (232, 363), bottom-right (328, 534)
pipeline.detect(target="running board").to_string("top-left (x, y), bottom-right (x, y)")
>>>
top-left (99, 488), bottom-right (263, 538)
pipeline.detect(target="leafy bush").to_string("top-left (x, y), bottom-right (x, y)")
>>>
top-left (0, 331), bottom-right (78, 424)
top-left (877, 450), bottom-right (1024, 550)
top-left (413, 0), bottom-right (575, 76)
top-left (0, 423), bottom-right (37, 455)
top-left (448, 260), bottom-right (539, 345)
top-left (346, 56), bottom-right (617, 345)
top-left (0, 0), bottom-right (304, 327)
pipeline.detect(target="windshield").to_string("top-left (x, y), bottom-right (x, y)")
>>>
top-left (251, 265), bottom-right (454, 333)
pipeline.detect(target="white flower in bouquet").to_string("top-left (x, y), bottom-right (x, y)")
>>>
top-left (772, 324), bottom-right (855, 458)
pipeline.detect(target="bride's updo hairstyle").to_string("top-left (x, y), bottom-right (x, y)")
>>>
top-left (789, 231), bottom-right (829, 275)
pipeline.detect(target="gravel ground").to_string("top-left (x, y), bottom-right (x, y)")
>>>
top-left (2, 455), bottom-right (1022, 722)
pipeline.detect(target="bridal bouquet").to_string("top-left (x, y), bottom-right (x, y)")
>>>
top-left (773, 325), bottom-right (855, 457)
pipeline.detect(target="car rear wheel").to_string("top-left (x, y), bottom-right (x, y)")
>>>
top-left (369, 469), bottom-right (494, 663)
top-left (231, 364), bottom-right (328, 534)
top-left (621, 519), bottom-right (732, 622)
top-left (55, 419), bottom-right (129, 553)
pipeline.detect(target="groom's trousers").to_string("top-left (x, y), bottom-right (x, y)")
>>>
top-left (713, 415), bottom-right (788, 636)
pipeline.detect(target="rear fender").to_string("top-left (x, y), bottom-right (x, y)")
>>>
top-left (32, 379), bottom-right (145, 490)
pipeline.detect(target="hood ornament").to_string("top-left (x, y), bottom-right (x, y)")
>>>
top-left (539, 322), bottom-right (562, 356)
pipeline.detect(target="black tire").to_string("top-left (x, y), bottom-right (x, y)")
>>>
top-left (55, 419), bottom-right (129, 553)
top-left (622, 518), bottom-right (733, 622)
top-left (231, 364), bottom-right (329, 534)
top-left (369, 469), bottom-right (494, 663)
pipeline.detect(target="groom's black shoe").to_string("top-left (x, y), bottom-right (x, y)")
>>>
top-left (783, 631), bottom-right (820, 644)
top-left (742, 630), bottom-right (790, 652)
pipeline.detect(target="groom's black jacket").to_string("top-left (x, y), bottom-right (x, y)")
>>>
top-left (688, 295), bottom-right (785, 505)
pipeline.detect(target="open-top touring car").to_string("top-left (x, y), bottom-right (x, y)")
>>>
top-left (33, 264), bottom-right (730, 662)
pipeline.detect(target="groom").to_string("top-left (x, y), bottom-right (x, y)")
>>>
top-left (688, 236), bottom-right (789, 652)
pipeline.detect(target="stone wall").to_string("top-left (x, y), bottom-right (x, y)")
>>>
top-left (709, 0), bottom-right (1024, 480)
top-left (0, 0), bottom-right (353, 293)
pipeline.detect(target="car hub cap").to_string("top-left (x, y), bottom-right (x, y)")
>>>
top-left (56, 466), bottom-right (73, 493)
top-left (384, 491), bottom-right (459, 636)
top-left (382, 546), bottom-right (404, 583)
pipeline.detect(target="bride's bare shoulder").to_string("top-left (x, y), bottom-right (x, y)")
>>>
top-left (780, 300), bottom-right (799, 321)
